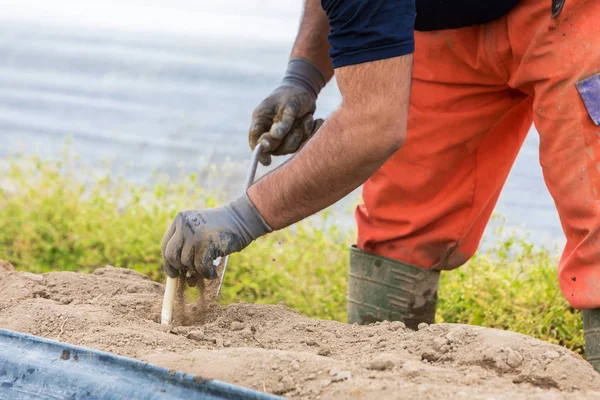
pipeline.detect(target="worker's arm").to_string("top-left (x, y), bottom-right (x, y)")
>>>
top-left (249, 55), bottom-right (412, 229)
top-left (162, 0), bottom-right (416, 279)
top-left (248, 0), bottom-right (332, 166)
top-left (290, 0), bottom-right (334, 82)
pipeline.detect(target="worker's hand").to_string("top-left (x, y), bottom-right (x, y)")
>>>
top-left (161, 195), bottom-right (271, 280)
top-left (249, 59), bottom-right (326, 166)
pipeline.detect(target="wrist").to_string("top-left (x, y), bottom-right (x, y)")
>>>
top-left (246, 180), bottom-right (289, 231)
top-left (229, 194), bottom-right (272, 244)
top-left (281, 58), bottom-right (326, 98)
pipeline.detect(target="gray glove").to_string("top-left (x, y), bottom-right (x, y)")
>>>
top-left (249, 58), bottom-right (326, 166)
top-left (161, 195), bottom-right (272, 280)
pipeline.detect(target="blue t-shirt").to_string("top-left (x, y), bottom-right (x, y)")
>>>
top-left (321, 0), bottom-right (522, 69)
top-left (321, 0), bottom-right (416, 69)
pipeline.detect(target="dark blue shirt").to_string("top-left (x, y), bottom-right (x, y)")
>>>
top-left (321, 0), bottom-right (416, 69)
top-left (321, 0), bottom-right (522, 69)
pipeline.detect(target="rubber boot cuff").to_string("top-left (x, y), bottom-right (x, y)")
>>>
top-left (583, 308), bottom-right (600, 372)
top-left (347, 246), bottom-right (440, 330)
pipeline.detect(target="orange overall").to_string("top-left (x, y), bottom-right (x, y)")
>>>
top-left (356, 0), bottom-right (600, 309)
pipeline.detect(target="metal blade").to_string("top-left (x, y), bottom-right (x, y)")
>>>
top-left (216, 142), bottom-right (265, 298)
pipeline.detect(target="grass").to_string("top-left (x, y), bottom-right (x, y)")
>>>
top-left (0, 149), bottom-right (584, 355)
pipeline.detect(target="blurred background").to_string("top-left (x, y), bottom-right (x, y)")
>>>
top-left (0, 0), bottom-right (564, 250)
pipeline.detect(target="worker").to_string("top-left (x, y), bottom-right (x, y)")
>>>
top-left (161, 0), bottom-right (600, 371)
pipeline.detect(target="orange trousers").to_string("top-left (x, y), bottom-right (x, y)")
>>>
top-left (356, 0), bottom-right (600, 309)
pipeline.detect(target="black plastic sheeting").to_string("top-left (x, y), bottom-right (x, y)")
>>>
top-left (0, 328), bottom-right (282, 400)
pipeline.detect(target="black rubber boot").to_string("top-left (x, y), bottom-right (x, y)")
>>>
top-left (347, 246), bottom-right (440, 330)
top-left (583, 308), bottom-right (600, 372)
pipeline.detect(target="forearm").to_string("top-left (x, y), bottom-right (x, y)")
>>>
top-left (248, 55), bottom-right (413, 230)
top-left (290, 0), bottom-right (334, 82)
top-left (248, 111), bottom-right (387, 229)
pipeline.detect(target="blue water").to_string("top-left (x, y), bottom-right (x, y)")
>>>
top-left (0, 1), bottom-right (564, 251)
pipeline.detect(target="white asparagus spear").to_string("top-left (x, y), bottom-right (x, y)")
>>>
top-left (161, 276), bottom-right (178, 325)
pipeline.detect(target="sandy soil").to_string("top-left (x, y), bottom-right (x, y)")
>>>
top-left (1, 262), bottom-right (599, 399)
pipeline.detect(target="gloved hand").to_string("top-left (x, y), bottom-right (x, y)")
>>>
top-left (249, 58), bottom-right (326, 166)
top-left (161, 195), bottom-right (271, 280)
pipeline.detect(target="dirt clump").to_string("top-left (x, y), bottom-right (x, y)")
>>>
top-left (1, 264), bottom-right (599, 399)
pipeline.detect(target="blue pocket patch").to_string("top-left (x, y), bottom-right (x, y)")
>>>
top-left (576, 73), bottom-right (600, 126)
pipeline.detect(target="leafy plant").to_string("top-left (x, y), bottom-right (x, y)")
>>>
top-left (0, 148), bottom-right (583, 355)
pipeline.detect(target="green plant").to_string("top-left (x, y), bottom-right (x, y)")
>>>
top-left (0, 148), bottom-right (583, 355)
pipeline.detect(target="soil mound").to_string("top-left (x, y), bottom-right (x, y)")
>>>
top-left (1, 264), bottom-right (599, 399)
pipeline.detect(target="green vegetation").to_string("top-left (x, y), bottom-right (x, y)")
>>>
top-left (0, 150), bottom-right (583, 355)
